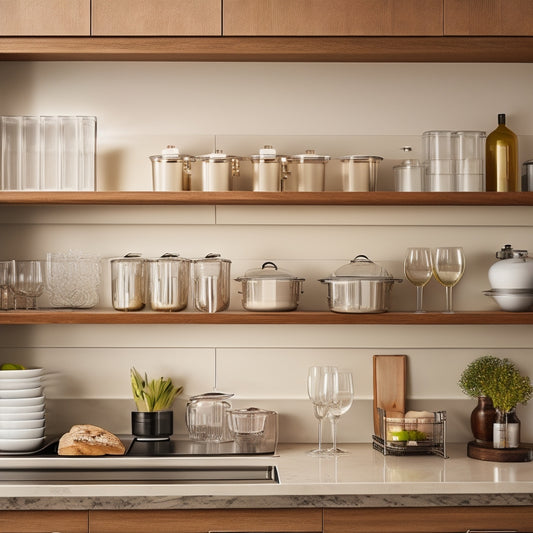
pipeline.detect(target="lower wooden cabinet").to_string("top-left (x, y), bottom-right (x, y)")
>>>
top-left (89, 509), bottom-right (323, 533)
top-left (0, 510), bottom-right (88, 533)
top-left (323, 506), bottom-right (533, 532)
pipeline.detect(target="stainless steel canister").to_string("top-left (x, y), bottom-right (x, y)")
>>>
top-left (339, 155), bottom-right (383, 192)
top-left (250, 145), bottom-right (289, 192)
top-left (111, 254), bottom-right (146, 311)
top-left (196, 150), bottom-right (240, 191)
top-left (149, 145), bottom-right (195, 191)
top-left (192, 253), bottom-right (231, 313)
top-left (287, 150), bottom-right (330, 191)
top-left (148, 253), bottom-right (190, 312)
top-left (522, 160), bottom-right (533, 191)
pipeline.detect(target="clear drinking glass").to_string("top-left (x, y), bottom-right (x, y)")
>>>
top-left (307, 365), bottom-right (337, 456)
top-left (0, 260), bottom-right (14, 310)
top-left (433, 247), bottom-right (466, 313)
top-left (10, 260), bottom-right (44, 309)
top-left (404, 247), bottom-right (433, 313)
top-left (326, 369), bottom-right (354, 455)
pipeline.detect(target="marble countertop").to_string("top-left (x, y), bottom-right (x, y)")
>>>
top-left (1, 443), bottom-right (533, 510)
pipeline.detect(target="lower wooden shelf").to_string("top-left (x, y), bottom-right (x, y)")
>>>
top-left (0, 310), bottom-right (531, 325)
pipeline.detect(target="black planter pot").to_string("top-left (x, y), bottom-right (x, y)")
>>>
top-left (131, 410), bottom-right (173, 441)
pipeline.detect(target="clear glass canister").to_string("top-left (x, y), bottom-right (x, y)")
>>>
top-left (340, 155), bottom-right (383, 192)
top-left (192, 253), bottom-right (231, 313)
top-left (149, 145), bottom-right (195, 191)
top-left (148, 253), bottom-right (190, 312)
top-left (186, 392), bottom-right (234, 442)
top-left (110, 254), bottom-right (146, 311)
top-left (287, 150), bottom-right (330, 192)
top-left (196, 150), bottom-right (241, 192)
top-left (250, 145), bottom-right (289, 192)
top-left (394, 147), bottom-right (424, 192)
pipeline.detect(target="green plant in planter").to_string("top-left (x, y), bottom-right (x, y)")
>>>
top-left (130, 367), bottom-right (183, 412)
top-left (458, 355), bottom-right (505, 399)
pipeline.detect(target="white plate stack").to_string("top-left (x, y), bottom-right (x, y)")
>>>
top-left (0, 368), bottom-right (45, 453)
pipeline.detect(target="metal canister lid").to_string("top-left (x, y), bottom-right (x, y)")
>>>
top-left (110, 253), bottom-right (144, 263)
top-left (149, 145), bottom-right (195, 162)
top-left (196, 149), bottom-right (241, 162)
top-left (288, 149), bottom-right (330, 163)
top-left (193, 253), bottom-right (231, 264)
top-left (250, 145), bottom-right (286, 161)
top-left (338, 155), bottom-right (383, 162)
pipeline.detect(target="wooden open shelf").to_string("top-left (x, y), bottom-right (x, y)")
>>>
top-left (0, 310), bottom-right (531, 325)
top-left (1, 191), bottom-right (533, 206)
top-left (1, 37), bottom-right (533, 62)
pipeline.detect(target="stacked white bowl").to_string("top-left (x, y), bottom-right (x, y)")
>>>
top-left (0, 368), bottom-right (45, 452)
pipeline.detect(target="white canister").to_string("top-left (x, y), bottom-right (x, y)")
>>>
top-left (340, 155), bottom-right (383, 192)
top-left (488, 245), bottom-right (533, 290)
top-left (196, 150), bottom-right (240, 192)
top-left (149, 146), bottom-right (194, 191)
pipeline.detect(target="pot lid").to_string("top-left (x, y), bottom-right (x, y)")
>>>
top-left (495, 244), bottom-right (528, 260)
top-left (196, 149), bottom-right (240, 161)
top-left (110, 253), bottom-right (144, 263)
top-left (188, 391), bottom-right (234, 401)
top-left (149, 145), bottom-right (195, 162)
top-left (235, 261), bottom-right (305, 281)
top-left (324, 254), bottom-right (402, 281)
top-left (193, 253), bottom-right (231, 264)
top-left (250, 145), bottom-right (286, 161)
top-left (287, 149), bottom-right (330, 163)
top-left (148, 253), bottom-right (191, 263)
top-left (338, 155), bottom-right (383, 162)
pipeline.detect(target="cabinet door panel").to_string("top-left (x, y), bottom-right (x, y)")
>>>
top-left (324, 506), bottom-right (533, 532)
top-left (223, 0), bottom-right (442, 36)
top-left (92, 0), bottom-right (221, 36)
top-left (89, 509), bottom-right (323, 533)
top-left (0, 510), bottom-right (88, 533)
top-left (0, 0), bottom-right (90, 36)
top-left (445, 0), bottom-right (533, 36)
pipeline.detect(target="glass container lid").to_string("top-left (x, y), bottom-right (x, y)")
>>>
top-left (235, 261), bottom-right (305, 281)
top-left (288, 149), bottom-right (330, 163)
top-left (193, 253), bottom-right (232, 264)
top-left (324, 255), bottom-right (402, 281)
top-left (188, 391), bottom-right (234, 402)
top-left (148, 253), bottom-right (191, 263)
top-left (110, 253), bottom-right (144, 263)
top-left (149, 145), bottom-right (195, 162)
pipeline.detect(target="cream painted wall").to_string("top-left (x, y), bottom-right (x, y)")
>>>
top-left (1, 61), bottom-right (533, 446)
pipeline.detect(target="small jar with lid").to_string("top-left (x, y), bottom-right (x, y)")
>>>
top-left (196, 149), bottom-right (241, 191)
top-left (110, 253), bottom-right (146, 311)
top-left (149, 145), bottom-right (195, 191)
top-left (148, 253), bottom-right (191, 312)
top-left (287, 150), bottom-right (330, 192)
top-left (250, 145), bottom-right (289, 192)
top-left (192, 253), bottom-right (231, 313)
top-left (393, 147), bottom-right (425, 192)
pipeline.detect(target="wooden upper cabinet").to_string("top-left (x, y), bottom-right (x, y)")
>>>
top-left (92, 0), bottom-right (221, 36)
top-left (223, 0), bottom-right (443, 36)
top-left (0, 0), bottom-right (90, 35)
top-left (445, 0), bottom-right (533, 35)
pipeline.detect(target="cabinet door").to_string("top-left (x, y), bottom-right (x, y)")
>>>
top-left (89, 509), bottom-right (323, 533)
top-left (223, 0), bottom-right (443, 36)
top-left (0, 510), bottom-right (88, 533)
top-left (324, 506), bottom-right (533, 532)
top-left (445, 0), bottom-right (533, 36)
top-left (92, 0), bottom-right (221, 36)
top-left (0, 0), bottom-right (90, 36)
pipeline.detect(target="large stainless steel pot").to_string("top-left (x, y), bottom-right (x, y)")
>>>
top-left (149, 145), bottom-right (195, 191)
top-left (196, 150), bottom-right (241, 191)
top-left (235, 262), bottom-right (305, 312)
top-left (320, 255), bottom-right (402, 313)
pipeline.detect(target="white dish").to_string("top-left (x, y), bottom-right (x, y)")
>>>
top-left (483, 289), bottom-right (533, 312)
top-left (0, 436), bottom-right (45, 452)
top-left (0, 404), bottom-right (45, 413)
top-left (0, 427), bottom-right (45, 439)
top-left (0, 387), bottom-right (42, 399)
top-left (0, 368), bottom-right (43, 380)
top-left (0, 395), bottom-right (45, 407)
top-left (0, 378), bottom-right (42, 390)
top-left (0, 419), bottom-right (45, 429)
top-left (0, 410), bottom-right (45, 421)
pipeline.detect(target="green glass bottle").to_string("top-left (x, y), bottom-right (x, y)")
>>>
top-left (486, 113), bottom-right (519, 191)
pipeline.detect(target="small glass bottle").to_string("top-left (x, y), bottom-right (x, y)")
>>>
top-left (493, 407), bottom-right (520, 449)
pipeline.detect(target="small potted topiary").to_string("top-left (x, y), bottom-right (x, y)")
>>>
top-left (130, 367), bottom-right (183, 441)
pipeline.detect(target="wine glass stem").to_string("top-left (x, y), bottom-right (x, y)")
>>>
top-left (330, 416), bottom-right (338, 452)
top-left (445, 286), bottom-right (453, 313)
top-left (317, 418), bottom-right (323, 452)
top-left (416, 286), bottom-right (424, 313)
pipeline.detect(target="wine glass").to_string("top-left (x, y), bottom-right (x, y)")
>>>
top-left (433, 247), bottom-right (465, 313)
top-left (326, 369), bottom-right (354, 455)
top-left (10, 260), bottom-right (44, 310)
top-left (0, 260), bottom-right (14, 310)
top-left (307, 365), bottom-right (337, 455)
top-left (404, 247), bottom-right (433, 313)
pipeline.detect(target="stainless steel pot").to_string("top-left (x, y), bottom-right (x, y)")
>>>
top-left (149, 145), bottom-right (195, 191)
top-left (196, 149), bottom-right (241, 191)
top-left (148, 253), bottom-right (190, 312)
top-left (320, 255), bottom-right (402, 313)
top-left (287, 150), bottom-right (330, 191)
top-left (339, 155), bottom-right (383, 192)
top-left (250, 145), bottom-right (289, 192)
top-left (235, 262), bottom-right (305, 312)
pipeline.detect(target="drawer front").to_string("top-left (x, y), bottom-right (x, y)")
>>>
top-left (0, 0), bottom-right (90, 36)
top-left (92, 0), bottom-right (221, 36)
top-left (0, 510), bottom-right (88, 533)
top-left (223, 0), bottom-right (443, 36)
top-left (445, 0), bottom-right (533, 36)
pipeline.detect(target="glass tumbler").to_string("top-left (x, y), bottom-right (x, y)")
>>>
top-left (111, 254), bottom-right (146, 311)
top-left (148, 254), bottom-right (190, 312)
top-left (192, 254), bottom-right (231, 313)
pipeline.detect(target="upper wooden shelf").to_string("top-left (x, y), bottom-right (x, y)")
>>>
top-left (1, 37), bottom-right (533, 62)
top-left (0, 310), bottom-right (531, 325)
top-left (1, 191), bottom-right (533, 206)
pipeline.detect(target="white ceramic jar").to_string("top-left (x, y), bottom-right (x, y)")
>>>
top-left (488, 245), bottom-right (533, 290)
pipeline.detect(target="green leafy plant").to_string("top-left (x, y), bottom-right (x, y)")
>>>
top-left (130, 367), bottom-right (183, 412)
top-left (459, 356), bottom-right (533, 413)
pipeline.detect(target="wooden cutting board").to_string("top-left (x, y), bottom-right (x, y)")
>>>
top-left (373, 355), bottom-right (407, 437)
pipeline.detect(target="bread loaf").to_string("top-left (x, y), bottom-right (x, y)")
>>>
top-left (58, 424), bottom-right (126, 456)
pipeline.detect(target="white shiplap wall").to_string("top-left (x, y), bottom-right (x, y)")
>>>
top-left (1, 61), bottom-right (533, 444)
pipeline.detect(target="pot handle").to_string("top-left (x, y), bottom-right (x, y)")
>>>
top-left (351, 254), bottom-right (371, 263)
top-left (261, 262), bottom-right (278, 270)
